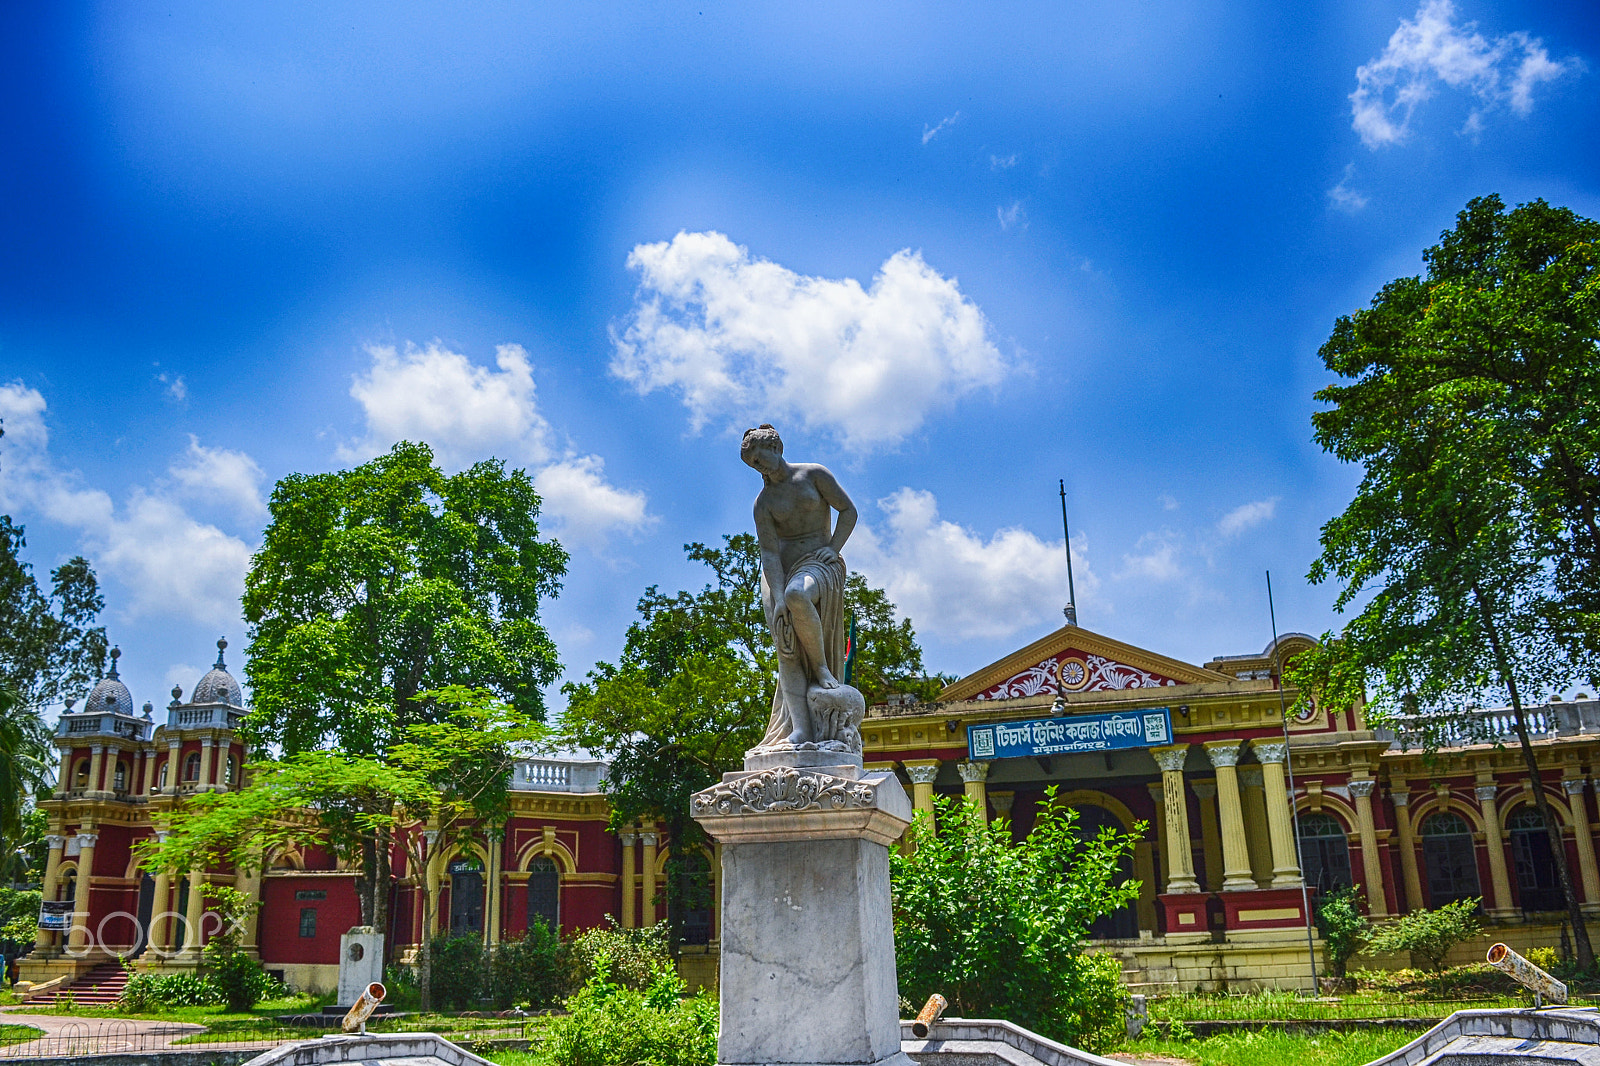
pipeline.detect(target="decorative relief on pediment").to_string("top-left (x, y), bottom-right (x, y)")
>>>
top-left (972, 650), bottom-right (1178, 701)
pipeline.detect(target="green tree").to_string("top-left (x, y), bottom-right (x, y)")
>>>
top-left (1364, 898), bottom-right (1485, 971)
top-left (1315, 885), bottom-right (1371, 982)
top-left (241, 441), bottom-right (567, 929)
top-left (141, 687), bottom-right (541, 1010)
top-left (0, 515), bottom-right (108, 714)
top-left (891, 790), bottom-right (1141, 1051)
top-left (562, 535), bottom-right (934, 947)
top-left (1312, 195), bottom-right (1597, 969)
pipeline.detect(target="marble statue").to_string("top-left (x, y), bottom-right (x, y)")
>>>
top-left (741, 424), bottom-right (867, 757)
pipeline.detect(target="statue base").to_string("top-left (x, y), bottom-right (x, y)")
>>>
top-left (692, 765), bottom-right (913, 1066)
top-left (743, 747), bottom-right (864, 772)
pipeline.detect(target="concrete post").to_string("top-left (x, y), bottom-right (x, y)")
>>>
top-left (1252, 741), bottom-right (1303, 887)
top-left (1152, 745), bottom-right (1200, 893)
top-left (1390, 790), bottom-right (1426, 911)
top-left (1204, 740), bottom-right (1256, 891)
top-left (619, 832), bottom-right (637, 929)
top-left (1348, 778), bottom-right (1390, 916)
top-left (1565, 779), bottom-right (1600, 913)
top-left (1475, 784), bottom-right (1518, 918)
top-left (957, 761), bottom-right (990, 824)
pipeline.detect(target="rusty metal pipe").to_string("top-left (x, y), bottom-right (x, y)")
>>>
top-left (1486, 943), bottom-right (1567, 1005)
top-left (911, 994), bottom-right (948, 1038)
top-left (342, 981), bottom-right (387, 1035)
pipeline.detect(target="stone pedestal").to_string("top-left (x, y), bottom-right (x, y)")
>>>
top-left (692, 763), bottom-right (914, 1066)
top-left (337, 926), bottom-right (385, 1007)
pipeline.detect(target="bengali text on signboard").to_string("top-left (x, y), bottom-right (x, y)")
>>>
top-left (967, 707), bottom-right (1173, 760)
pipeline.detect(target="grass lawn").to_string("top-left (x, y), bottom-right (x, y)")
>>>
top-left (0, 1024), bottom-right (44, 1047)
top-left (1119, 1027), bottom-right (1427, 1066)
top-left (21, 992), bottom-right (323, 1023)
top-left (1150, 991), bottom-right (1526, 1022)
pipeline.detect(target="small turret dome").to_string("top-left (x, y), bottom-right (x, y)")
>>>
top-left (83, 647), bottom-right (133, 717)
top-left (191, 637), bottom-right (244, 707)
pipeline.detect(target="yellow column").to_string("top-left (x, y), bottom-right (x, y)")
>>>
top-left (148, 869), bottom-right (173, 955)
top-left (166, 740), bottom-right (181, 792)
top-left (34, 834), bottom-right (65, 952)
top-left (1348, 778), bottom-right (1390, 917)
top-left (957, 761), bottom-right (990, 823)
top-left (1476, 784), bottom-right (1517, 918)
top-left (424, 831), bottom-right (444, 939)
top-left (198, 738), bottom-right (216, 789)
top-left (1251, 741), bottom-right (1303, 887)
top-left (68, 832), bottom-right (98, 955)
top-left (619, 832), bottom-right (637, 929)
top-left (903, 761), bottom-right (940, 825)
top-left (1152, 745), bottom-right (1200, 893)
top-left (1565, 779), bottom-right (1600, 913)
top-left (87, 745), bottom-right (105, 794)
top-left (56, 748), bottom-right (72, 796)
top-left (988, 791), bottom-right (1015, 825)
top-left (1204, 741), bottom-right (1256, 891)
top-left (641, 830), bottom-right (659, 926)
top-left (488, 837), bottom-right (504, 945)
top-left (1191, 781), bottom-right (1223, 891)
top-left (1238, 766), bottom-right (1273, 888)
top-left (1390, 789), bottom-right (1425, 911)
top-left (183, 870), bottom-right (206, 955)
top-left (141, 748), bottom-right (158, 796)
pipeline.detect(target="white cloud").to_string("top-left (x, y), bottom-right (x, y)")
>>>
top-left (535, 454), bottom-right (655, 547)
top-left (1327, 163), bottom-right (1370, 213)
top-left (611, 232), bottom-right (1009, 451)
top-left (170, 435), bottom-right (266, 517)
top-left (1217, 497), bottom-right (1279, 538)
top-left (164, 663), bottom-right (204, 698)
top-left (159, 373), bottom-right (187, 402)
top-left (1350, 0), bottom-right (1579, 149)
top-left (922, 111), bottom-right (961, 145)
top-left (997, 201), bottom-right (1027, 232)
top-left (0, 382), bottom-right (253, 627)
top-left (342, 341), bottom-right (552, 468)
top-left (341, 342), bottom-right (653, 547)
top-left (990, 154), bottom-right (1018, 170)
top-left (1120, 532), bottom-right (1183, 582)
top-left (848, 488), bottom-right (1095, 642)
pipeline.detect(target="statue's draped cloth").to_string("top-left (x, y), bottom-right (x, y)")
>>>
top-left (759, 547), bottom-right (847, 748)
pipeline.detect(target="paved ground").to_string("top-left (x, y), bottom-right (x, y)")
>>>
top-left (0, 1007), bottom-right (207, 1057)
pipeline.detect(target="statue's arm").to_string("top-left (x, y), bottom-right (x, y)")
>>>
top-left (814, 467), bottom-right (857, 555)
top-left (752, 501), bottom-right (785, 616)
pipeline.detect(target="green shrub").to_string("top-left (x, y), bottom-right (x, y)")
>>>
top-left (429, 933), bottom-right (489, 1010)
top-left (1315, 886), bottom-right (1371, 980)
top-left (890, 788), bottom-right (1139, 1051)
top-left (489, 920), bottom-right (568, 1010)
top-left (120, 972), bottom-right (223, 1011)
top-left (1364, 898), bottom-right (1484, 971)
top-left (564, 920), bottom-right (673, 992)
top-left (547, 954), bottom-right (718, 1066)
top-left (200, 885), bottom-right (280, 1012)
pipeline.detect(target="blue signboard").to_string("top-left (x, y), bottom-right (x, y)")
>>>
top-left (967, 708), bottom-right (1173, 760)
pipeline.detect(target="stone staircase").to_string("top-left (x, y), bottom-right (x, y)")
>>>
top-left (32, 962), bottom-right (130, 1006)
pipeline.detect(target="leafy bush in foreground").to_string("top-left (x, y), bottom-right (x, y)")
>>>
top-left (120, 972), bottom-right (222, 1011)
top-left (1363, 898), bottom-right (1483, 971)
top-left (546, 953), bottom-right (717, 1066)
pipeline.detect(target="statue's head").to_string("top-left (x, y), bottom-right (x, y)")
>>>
top-left (741, 424), bottom-right (784, 474)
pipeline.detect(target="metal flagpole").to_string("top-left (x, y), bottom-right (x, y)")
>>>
top-left (1059, 479), bottom-right (1077, 626)
top-left (1267, 570), bottom-right (1320, 994)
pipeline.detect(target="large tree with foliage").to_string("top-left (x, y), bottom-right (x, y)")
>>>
top-left (891, 790), bottom-right (1140, 1051)
top-left (1310, 194), bottom-right (1599, 969)
top-left (241, 441), bottom-right (567, 929)
top-left (142, 687), bottom-right (539, 1009)
top-left (561, 534), bottom-right (936, 945)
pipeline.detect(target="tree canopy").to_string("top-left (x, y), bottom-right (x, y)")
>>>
top-left (1310, 193), bottom-right (1599, 968)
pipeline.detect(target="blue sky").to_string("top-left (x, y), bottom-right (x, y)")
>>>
top-left (1, 1), bottom-right (1596, 718)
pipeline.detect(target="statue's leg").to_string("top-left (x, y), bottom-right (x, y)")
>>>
top-left (784, 574), bottom-right (839, 690)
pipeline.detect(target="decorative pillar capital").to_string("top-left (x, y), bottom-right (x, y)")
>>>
top-left (1348, 779), bottom-right (1378, 799)
top-left (1251, 740), bottom-right (1287, 765)
top-left (1238, 766), bottom-right (1264, 789)
top-left (90, 744), bottom-right (104, 754)
top-left (956, 761), bottom-right (990, 783)
top-left (1564, 778), bottom-right (1587, 796)
top-left (44, 834), bottom-right (65, 850)
top-left (154, 830), bottom-right (170, 842)
top-left (1151, 744), bottom-right (1191, 773)
top-left (201, 736), bottom-right (215, 748)
top-left (988, 790), bottom-right (1015, 815)
top-left (1391, 790), bottom-right (1410, 807)
top-left (903, 763), bottom-right (941, 785)
top-left (1475, 784), bottom-right (1500, 806)
top-left (1203, 740), bottom-right (1242, 768)
top-left (1190, 780), bottom-right (1216, 800)
top-left (619, 832), bottom-right (637, 846)
top-left (640, 832), bottom-right (659, 846)
top-left (74, 832), bottom-right (99, 849)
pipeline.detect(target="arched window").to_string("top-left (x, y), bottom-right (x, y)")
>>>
top-left (73, 760), bottom-right (90, 789)
top-left (1420, 811), bottom-right (1481, 907)
top-left (448, 856), bottom-right (485, 936)
top-left (224, 754), bottom-right (237, 786)
top-left (159, 761), bottom-right (169, 788)
top-left (526, 856), bottom-right (560, 933)
top-left (1297, 812), bottom-right (1353, 895)
top-left (1507, 807), bottom-right (1563, 912)
top-left (668, 851), bottom-right (713, 946)
top-left (184, 752), bottom-right (201, 782)
top-left (113, 761), bottom-right (128, 792)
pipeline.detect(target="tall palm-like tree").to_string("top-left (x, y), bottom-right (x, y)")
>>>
top-left (0, 686), bottom-right (49, 847)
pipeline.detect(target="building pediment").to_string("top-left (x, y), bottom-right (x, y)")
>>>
top-left (939, 625), bottom-right (1233, 702)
